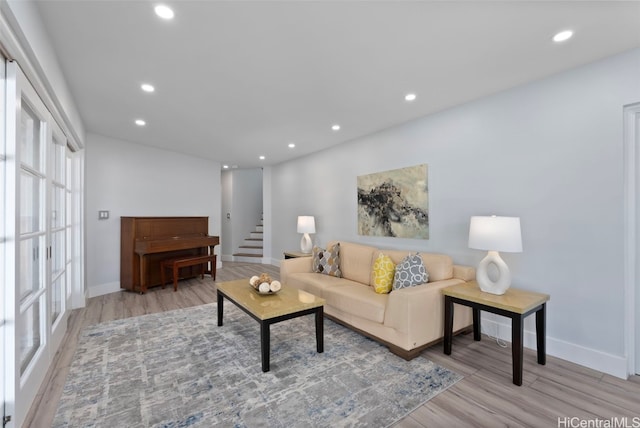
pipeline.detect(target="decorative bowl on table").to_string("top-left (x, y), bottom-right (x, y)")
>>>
top-left (249, 274), bottom-right (282, 295)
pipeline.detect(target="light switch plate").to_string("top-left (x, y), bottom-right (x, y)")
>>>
top-left (98, 210), bottom-right (109, 220)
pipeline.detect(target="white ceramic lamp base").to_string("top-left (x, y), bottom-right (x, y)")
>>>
top-left (476, 250), bottom-right (511, 295)
top-left (300, 233), bottom-right (312, 254)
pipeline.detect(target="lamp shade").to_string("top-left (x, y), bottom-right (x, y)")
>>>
top-left (468, 216), bottom-right (522, 253)
top-left (297, 216), bottom-right (316, 234)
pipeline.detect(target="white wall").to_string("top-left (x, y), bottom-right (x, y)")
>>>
top-left (269, 48), bottom-right (640, 377)
top-left (85, 133), bottom-right (221, 297)
top-left (3, 0), bottom-right (85, 147)
top-left (221, 171), bottom-right (233, 256)
top-left (262, 166), bottom-right (273, 263)
top-left (221, 168), bottom-right (263, 259)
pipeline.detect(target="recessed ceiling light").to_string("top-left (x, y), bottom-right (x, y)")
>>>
top-left (288, 143), bottom-right (295, 148)
top-left (553, 30), bottom-right (573, 43)
top-left (135, 119), bottom-right (146, 126)
top-left (405, 93), bottom-right (417, 102)
top-left (141, 83), bottom-right (155, 93)
top-left (222, 165), bottom-right (229, 169)
top-left (154, 4), bottom-right (174, 20)
top-left (259, 155), bottom-right (265, 160)
top-left (331, 124), bottom-right (341, 131)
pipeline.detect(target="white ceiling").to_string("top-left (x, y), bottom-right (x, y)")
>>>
top-left (35, 1), bottom-right (640, 168)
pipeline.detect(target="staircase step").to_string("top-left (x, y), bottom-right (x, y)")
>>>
top-left (232, 215), bottom-right (265, 264)
top-left (238, 246), bottom-right (262, 255)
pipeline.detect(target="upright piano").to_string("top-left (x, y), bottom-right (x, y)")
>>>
top-left (121, 216), bottom-right (220, 293)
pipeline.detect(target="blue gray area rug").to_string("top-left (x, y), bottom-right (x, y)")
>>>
top-left (53, 303), bottom-right (461, 428)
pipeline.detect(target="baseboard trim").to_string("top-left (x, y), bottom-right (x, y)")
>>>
top-left (482, 317), bottom-right (628, 379)
top-left (88, 281), bottom-right (120, 298)
top-left (221, 254), bottom-right (264, 264)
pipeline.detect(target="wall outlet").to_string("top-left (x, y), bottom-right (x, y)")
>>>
top-left (98, 210), bottom-right (109, 220)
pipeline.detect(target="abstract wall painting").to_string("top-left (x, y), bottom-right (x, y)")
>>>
top-left (357, 164), bottom-right (429, 239)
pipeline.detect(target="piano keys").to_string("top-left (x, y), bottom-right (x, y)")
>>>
top-left (121, 216), bottom-right (220, 293)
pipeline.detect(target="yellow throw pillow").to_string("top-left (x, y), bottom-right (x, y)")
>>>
top-left (372, 253), bottom-right (395, 294)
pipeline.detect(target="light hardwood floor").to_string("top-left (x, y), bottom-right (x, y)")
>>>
top-left (25, 262), bottom-right (640, 427)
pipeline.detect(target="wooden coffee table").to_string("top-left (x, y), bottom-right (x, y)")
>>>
top-left (216, 278), bottom-right (325, 372)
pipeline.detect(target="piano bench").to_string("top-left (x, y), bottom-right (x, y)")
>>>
top-left (160, 255), bottom-right (217, 292)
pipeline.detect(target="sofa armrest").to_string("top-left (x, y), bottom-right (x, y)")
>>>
top-left (384, 278), bottom-right (473, 349)
top-left (280, 257), bottom-right (313, 283)
top-left (453, 264), bottom-right (475, 282)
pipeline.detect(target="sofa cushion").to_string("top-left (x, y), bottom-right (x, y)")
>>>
top-left (312, 243), bottom-right (342, 277)
top-left (393, 253), bottom-right (428, 290)
top-left (384, 250), bottom-right (453, 282)
top-left (324, 284), bottom-right (388, 324)
top-left (286, 272), bottom-right (354, 298)
top-left (328, 241), bottom-right (377, 284)
top-left (372, 253), bottom-right (395, 294)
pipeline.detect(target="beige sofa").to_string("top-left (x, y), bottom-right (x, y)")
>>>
top-left (280, 241), bottom-right (475, 360)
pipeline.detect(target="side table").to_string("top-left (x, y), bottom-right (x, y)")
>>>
top-left (283, 251), bottom-right (312, 259)
top-left (442, 281), bottom-right (550, 386)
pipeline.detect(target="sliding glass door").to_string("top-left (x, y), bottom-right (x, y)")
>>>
top-left (1, 52), bottom-right (8, 428)
top-left (18, 89), bottom-right (47, 379)
top-left (49, 122), bottom-right (70, 352)
top-left (4, 61), bottom-right (73, 426)
top-left (11, 61), bottom-right (50, 424)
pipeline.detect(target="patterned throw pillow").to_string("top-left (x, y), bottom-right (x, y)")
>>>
top-left (372, 253), bottom-right (395, 294)
top-left (392, 253), bottom-right (429, 290)
top-left (312, 243), bottom-right (342, 277)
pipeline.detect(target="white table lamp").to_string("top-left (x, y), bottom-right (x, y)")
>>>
top-left (468, 215), bottom-right (522, 295)
top-left (297, 216), bottom-right (316, 254)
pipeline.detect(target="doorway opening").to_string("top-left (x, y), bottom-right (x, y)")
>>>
top-left (623, 102), bottom-right (640, 376)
